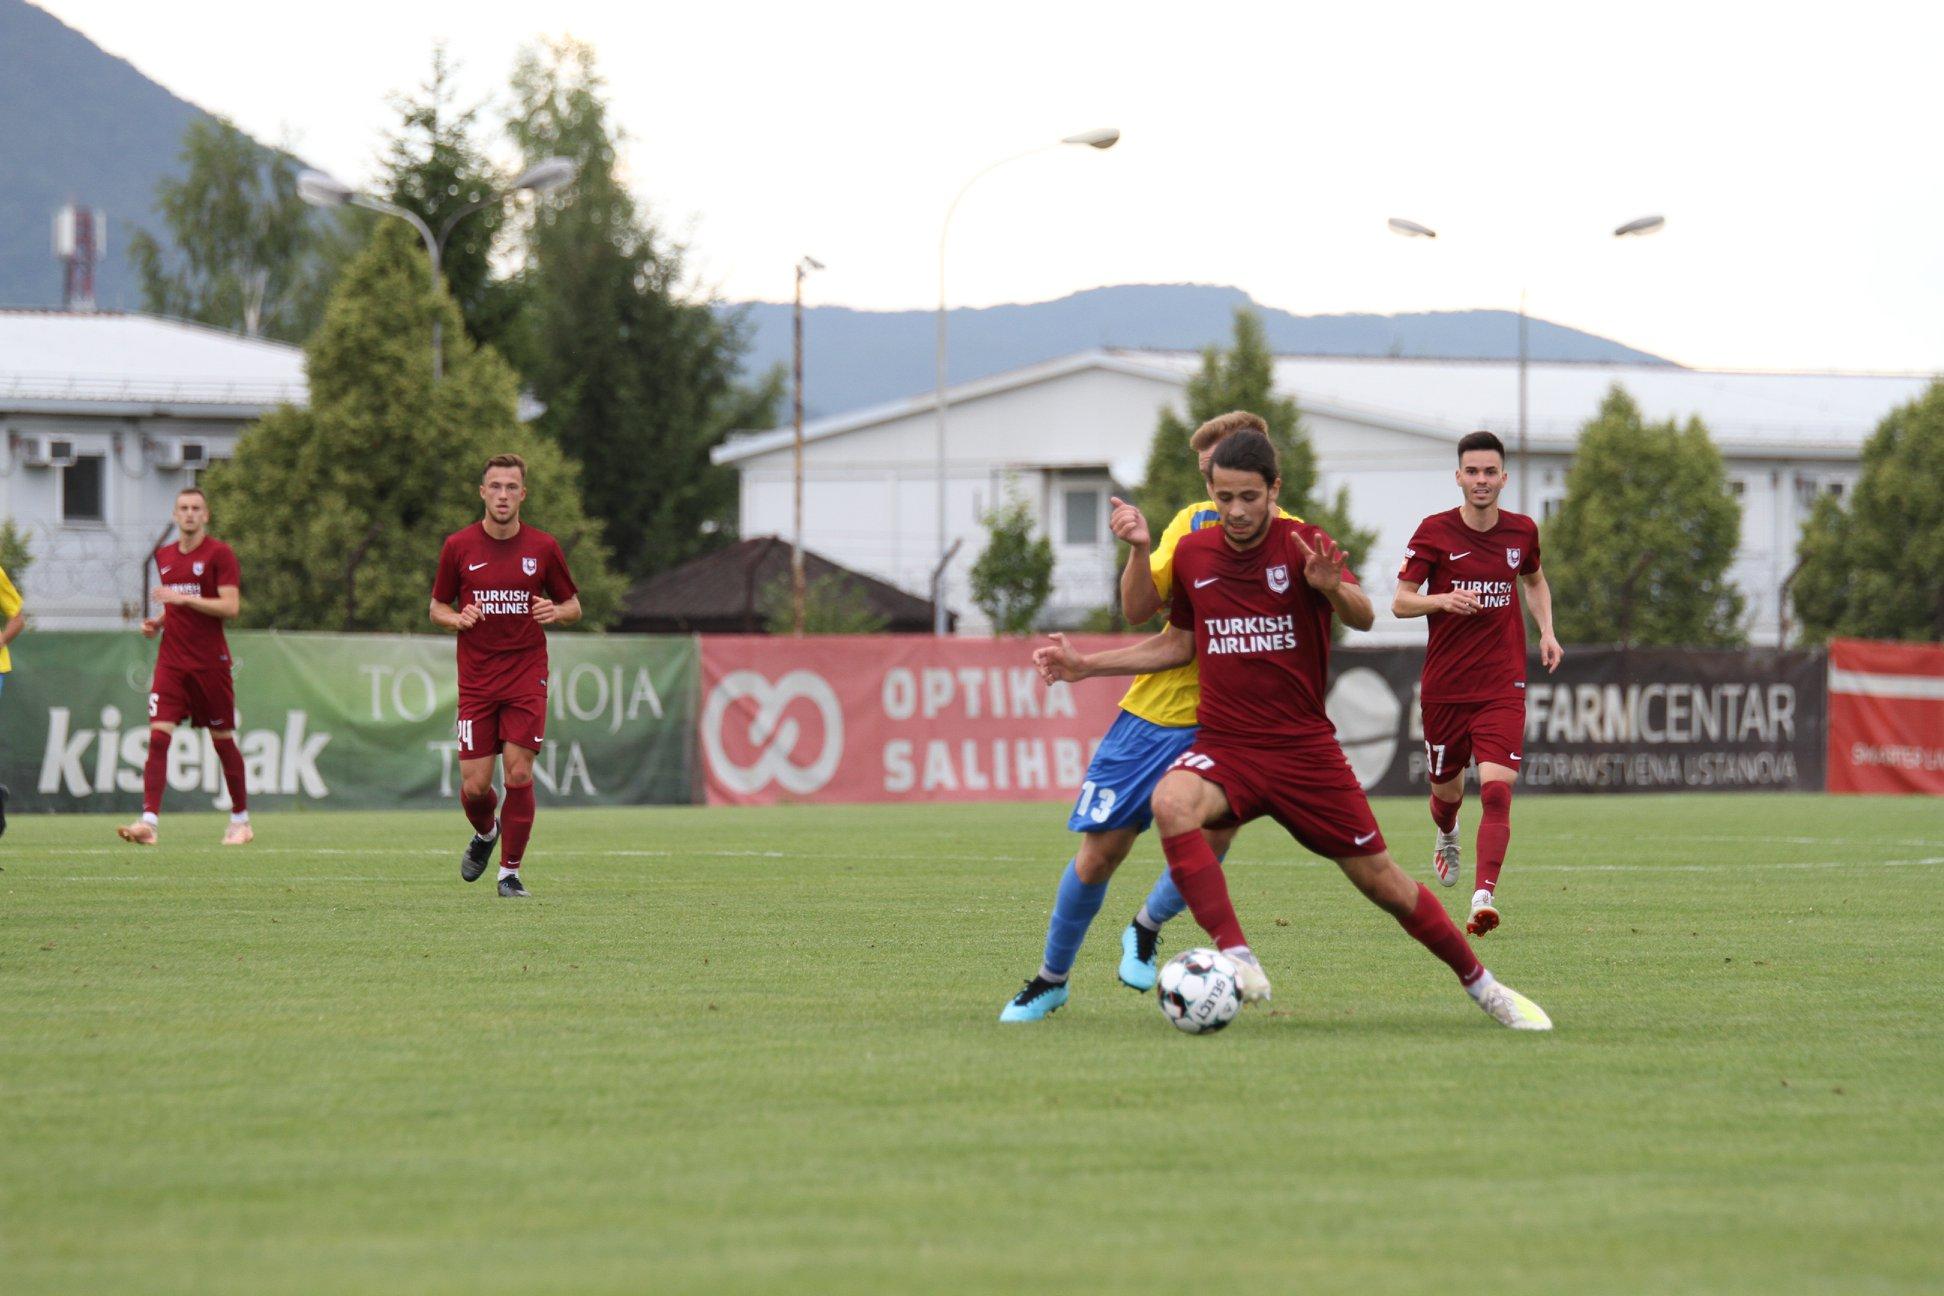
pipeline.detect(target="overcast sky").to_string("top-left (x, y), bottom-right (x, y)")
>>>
top-left (34, 0), bottom-right (1944, 372)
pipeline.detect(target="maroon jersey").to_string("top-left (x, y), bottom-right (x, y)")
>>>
top-left (1169, 516), bottom-right (1358, 747)
top-left (431, 522), bottom-right (578, 700)
top-left (153, 538), bottom-right (240, 673)
top-left (1398, 508), bottom-right (1541, 703)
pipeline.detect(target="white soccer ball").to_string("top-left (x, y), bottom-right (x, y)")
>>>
top-left (1156, 947), bottom-right (1243, 1034)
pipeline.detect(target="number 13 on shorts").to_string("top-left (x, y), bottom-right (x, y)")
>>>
top-left (1072, 780), bottom-right (1119, 824)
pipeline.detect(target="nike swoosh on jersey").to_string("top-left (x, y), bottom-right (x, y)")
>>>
top-left (1449, 551), bottom-right (1471, 560)
top-left (1193, 576), bottom-right (1220, 588)
top-left (467, 562), bottom-right (489, 571)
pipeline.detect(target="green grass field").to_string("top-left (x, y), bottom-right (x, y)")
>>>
top-left (3, 795), bottom-right (1941, 1295)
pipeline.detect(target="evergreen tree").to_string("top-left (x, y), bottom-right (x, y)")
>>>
top-left (0, 519), bottom-right (31, 580)
top-left (381, 46), bottom-right (523, 352)
top-left (129, 118), bottom-right (321, 340)
top-left (1792, 380), bottom-right (1944, 642)
top-left (504, 39), bottom-right (780, 579)
top-left (202, 223), bottom-right (621, 631)
top-left (1544, 386), bottom-right (1745, 646)
top-left (970, 494), bottom-right (1055, 635)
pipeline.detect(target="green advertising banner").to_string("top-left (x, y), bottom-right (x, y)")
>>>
top-left (0, 632), bottom-right (698, 813)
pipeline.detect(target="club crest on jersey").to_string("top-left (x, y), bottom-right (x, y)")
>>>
top-left (1505, 547), bottom-right (1522, 569)
top-left (522, 557), bottom-right (538, 576)
top-left (192, 561), bottom-right (204, 576)
top-left (1266, 563), bottom-right (1290, 594)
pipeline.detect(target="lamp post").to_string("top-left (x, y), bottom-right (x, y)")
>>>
top-left (792, 255), bottom-right (825, 636)
top-left (297, 157), bottom-right (577, 381)
top-left (932, 127), bottom-right (1119, 634)
top-left (1388, 213), bottom-right (1665, 513)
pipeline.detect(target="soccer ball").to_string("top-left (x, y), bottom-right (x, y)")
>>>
top-left (1155, 948), bottom-right (1243, 1034)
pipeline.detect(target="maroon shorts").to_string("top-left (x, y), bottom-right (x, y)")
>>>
top-left (1170, 736), bottom-right (1386, 860)
top-left (1421, 696), bottom-right (1526, 782)
top-left (150, 665), bottom-right (237, 731)
top-left (456, 692), bottom-right (547, 760)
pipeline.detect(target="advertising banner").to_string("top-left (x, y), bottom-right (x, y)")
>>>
top-left (0, 631), bottom-right (698, 812)
top-left (1826, 638), bottom-right (1944, 794)
top-left (697, 635), bottom-right (1132, 805)
top-left (1327, 645), bottom-right (1828, 796)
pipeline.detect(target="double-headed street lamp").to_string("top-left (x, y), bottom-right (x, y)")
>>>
top-left (297, 157), bottom-right (577, 380)
top-left (1388, 213), bottom-right (1666, 513)
top-left (932, 127), bottom-right (1120, 634)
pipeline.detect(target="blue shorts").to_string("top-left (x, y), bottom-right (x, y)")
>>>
top-left (1066, 709), bottom-right (1201, 834)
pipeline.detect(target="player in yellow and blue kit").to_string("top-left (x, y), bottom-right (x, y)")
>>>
top-left (1002, 412), bottom-right (1300, 1021)
top-left (0, 561), bottom-right (24, 836)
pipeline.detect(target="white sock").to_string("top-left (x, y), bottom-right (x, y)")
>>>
top-left (230, 812), bottom-right (249, 825)
top-left (141, 811), bottom-right (159, 826)
top-left (1134, 906), bottom-right (1159, 932)
top-left (1036, 965), bottom-right (1069, 985)
top-left (1465, 969), bottom-right (1498, 1002)
top-left (1221, 944), bottom-right (1256, 962)
top-left (498, 865), bottom-right (518, 880)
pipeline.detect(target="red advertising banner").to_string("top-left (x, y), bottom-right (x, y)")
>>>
top-left (1827, 638), bottom-right (1944, 794)
top-left (697, 635), bottom-right (1137, 805)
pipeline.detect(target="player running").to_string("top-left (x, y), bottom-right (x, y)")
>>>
top-left (118, 487), bottom-right (252, 846)
top-left (1035, 429), bottom-right (1552, 1030)
top-left (1392, 430), bottom-right (1562, 936)
top-left (0, 557), bottom-right (23, 837)
top-left (1000, 411), bottom-right (1296, 1023)
top-left (429, 454), bottom-right (580, 898)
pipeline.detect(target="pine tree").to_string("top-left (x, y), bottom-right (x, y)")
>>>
top-left (970, 494), bottom-right (1055, 635)
top-left (503, 39), bottom-right (780, 579)
top-left (202, 223), bottom-right (621, 631)
top-left (1544, 386), bottom-right (1745, 646)
top-left (1792, 380), bottom-right (1944, 642)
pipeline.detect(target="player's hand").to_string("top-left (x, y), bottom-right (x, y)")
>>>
top-left (1436, 588), bottom-right (1483, 615)
top-left (1107, 496), bottom-right (1150, 548)
top-left (456, 603), bottom-right (484, 630)
top-left (152, 585), bottom-right (185, 607)
top-left (1032, 632), bottom-right (1087, 685)
top-left (140, 617), bottom-right (162, 638)
top-left (1540, 632), bottom-right (1564, 672)
top-left (1291, 529), bottom-right (1345, 594)
top-left (532, 598), bottom-right (560, 625)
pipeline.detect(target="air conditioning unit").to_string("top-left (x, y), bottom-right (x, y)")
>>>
top-left (154, 440), bottom-right (209, 470)
top-left (19, 435), bottom-right (77, 469)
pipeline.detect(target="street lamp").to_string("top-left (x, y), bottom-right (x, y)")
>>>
top-left (932, 127), bottom-right (1120, 634)
top-left (296, 157), bottom-right (578, 380)
top-left (792, 255), bottom-right (825, 636)
top-left (1388, 213), bottom-right (1666, 513)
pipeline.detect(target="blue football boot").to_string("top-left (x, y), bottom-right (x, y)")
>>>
top-left (999, 976), bottom-right (1069, 1022)
top-left (1117, 920), bottom-right (1161, 991)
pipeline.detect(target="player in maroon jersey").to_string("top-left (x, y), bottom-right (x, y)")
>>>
top-left (1393, 430), bottom-right (1562, 937)
top-left (429, 454), bottom-right (580, 898)
top-left (1035, 429), bottom-right (1551, 1030)
top-left (117, 487), bottom-right (253, 846)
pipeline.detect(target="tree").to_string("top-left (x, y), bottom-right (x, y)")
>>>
top-left (1132, 309), bottom-right (1376, 631)
top-left (0, 519), bottom-right (31, 580)
top-left (202, 223), bottom-right (621, 631)
top-left (503, 40), bottom-right (780, 579)
top-left (1792, 380), bottom-right (1944, 643)
top-left (381, 46), bottom-right (523, 353)
top-left (1544, 386), bottom-right (1745, 646)
top-left (969, 493), bottom-right (1054, 634)
top-left (760, 574), bottom-right (891, 635)
top-left (129, 117), bottom-right (320, 340)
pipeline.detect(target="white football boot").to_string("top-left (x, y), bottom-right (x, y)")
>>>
top-left (1223, 946), bottom-right (1272, 1004)
top-left (1467, 889), bottom-right (1500, 936)
top-left (1472, 978), bottom-right (1552, 1031)
top-left (1433, 827), bottom-right (1462, 886)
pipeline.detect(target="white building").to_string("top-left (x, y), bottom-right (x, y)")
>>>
top-left (0, 310), bottom-right (306, 628)
top-left (714, 350), bottom-right (1934, 644)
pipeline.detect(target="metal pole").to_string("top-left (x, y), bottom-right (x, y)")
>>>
top-left (793, 263), bottom-right (807, 636)
top-left (934, 239), bottom-right (950, 636)
top-left (1517, 288), bottom-right (1528, 516)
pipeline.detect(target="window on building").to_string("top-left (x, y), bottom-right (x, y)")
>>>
top-left (1541, 497), bottom-right (1563, 521)
top-left (1063, 488), bottom-right (1102, 545)
top-left (1727, 478), bottom-right (1746, 498)
top-left (62, 454), bottom-right (105, 523)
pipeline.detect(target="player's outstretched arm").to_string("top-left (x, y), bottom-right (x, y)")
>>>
top-left (152, 584), bottom-right (241, 620)
top-left (1521, 569), bottom-right (1564, 670)
top-left (1111, 497), bottom-right (1164, 623)
top-left (1032, 625), bottom-right (1194, 685)
top-left (429, 598), bottom-right (483, 632)
top-left (1293, 529), bottom-right (1375, 630)
top-left (533, 595), bottom-right (581, 627)
top-left (1392, 580), bottom-right (1482, 619)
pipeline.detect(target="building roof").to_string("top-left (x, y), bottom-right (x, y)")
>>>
top-left (0, 309), bottom-right (306, 414)
top-left (618, 536), bottom-right (952, 633)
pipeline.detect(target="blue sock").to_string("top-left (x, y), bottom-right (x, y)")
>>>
top-left (1040, 860), bottom-right (1109, 980)
top-left (1138, 848), bottom-right (1225, 929)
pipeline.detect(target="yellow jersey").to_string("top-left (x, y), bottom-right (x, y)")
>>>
top-left (1116, 503), bottom-right (1300, 728)
top-left (0, 564), bottom-right (19, 674)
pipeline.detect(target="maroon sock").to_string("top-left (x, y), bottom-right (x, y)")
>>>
top-left (1477, 782), bottom-right (1512, 894)
top-left (1398, 882), bottom-right (1484, 986)
top-left (1429, 791), bottom-right (1461, 833)
top-left (499, 782), bottom-right (535, 868)
top-left (1160, 829), bottom-right (1247, 950)
top-left (212, 736), bottom-right (248, 814)
top-left (142, 728), bottom-right (172, 817)
top-left (461, 789), bottom-right (499, 836)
